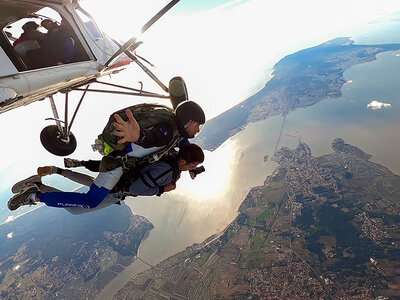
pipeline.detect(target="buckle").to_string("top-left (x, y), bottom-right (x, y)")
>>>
top-left (149, 154), bottom-right (160, 163)
top-left (121, 155), bottom-right (129, 170)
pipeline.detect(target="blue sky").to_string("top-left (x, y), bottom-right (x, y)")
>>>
top-left (174, 0), bottom-right (248, 13)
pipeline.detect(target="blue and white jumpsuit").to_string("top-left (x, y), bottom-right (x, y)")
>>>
top-left (41, 160), bottom-right (179, 214)
top-left (40, 122), bottom-right (176, 211)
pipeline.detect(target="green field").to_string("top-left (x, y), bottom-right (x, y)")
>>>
top-left (250, 236), bottom-right (264, 251)
top-left (239, 250), bottom-right (267, 269)
top-left (256, 208), bottom-right (271, 223)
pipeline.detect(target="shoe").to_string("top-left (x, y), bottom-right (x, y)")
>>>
top-left (11, 175), bottom-right (41, 194)
top-left (37, 166), bottom-right (58, 176)
top-left (64, 158), bottom-right (82, 168)
top-left (8, 186), bottom-right (38, 211)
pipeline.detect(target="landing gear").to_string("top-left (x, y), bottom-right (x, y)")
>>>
top-left (40, 125), bottom-right (77, 156)
top-left (39, 80), bottom-right (169, 156)
top-left (40, 74), bottom-right (181, 156)
top-left (41, 89), bottom-right (88, 156)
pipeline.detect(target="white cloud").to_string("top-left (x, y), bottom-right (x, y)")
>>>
top-left (7, 232), bottom-right (13, 239)
top-left (4, 216), bottom-right (16, 224)
top-left (367, 100), bottom-right (391, 110)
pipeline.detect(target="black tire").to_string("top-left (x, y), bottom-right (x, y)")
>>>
top-left (40, 125), bottom-right (77, 156)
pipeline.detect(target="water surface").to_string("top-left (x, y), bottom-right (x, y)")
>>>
top-left (98, 28), bottom-right (400, 299)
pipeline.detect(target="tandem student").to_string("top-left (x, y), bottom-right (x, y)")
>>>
top-left (8, 144), bottom-right (204, 214)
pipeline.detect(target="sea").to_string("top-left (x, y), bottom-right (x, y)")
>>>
top-left (96, 21), bottom-right (400, 298)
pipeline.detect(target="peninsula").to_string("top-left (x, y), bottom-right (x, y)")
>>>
top-left (196, 38), bottom-right (400, 151)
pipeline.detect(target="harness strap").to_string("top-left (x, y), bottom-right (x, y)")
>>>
top-left (155, 167), bottom-right (173, 181)
top-left (121, 135), bottom-right (182, 170)
top-left (140, 173), bottom-right (154, 188)
top-left (145, 171), bottom-right (159, 187)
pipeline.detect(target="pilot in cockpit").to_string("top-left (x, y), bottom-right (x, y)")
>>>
top-left (13, 21), bottom-right (44, 46)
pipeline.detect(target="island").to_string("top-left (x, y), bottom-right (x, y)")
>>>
top-left (114, 139), bottom-right (400, 299)
top-left (195, 38), bottom-right (400, 151)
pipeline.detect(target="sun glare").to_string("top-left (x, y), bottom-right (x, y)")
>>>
top-left (80, 0), bottom-right (170, 41)
top-left (174, 142), bottom-right (236, 200)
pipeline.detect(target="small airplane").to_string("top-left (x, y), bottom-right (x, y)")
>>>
top-left (0, 0), bottom-right (188, 156)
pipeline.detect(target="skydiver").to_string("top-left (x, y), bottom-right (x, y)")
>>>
top-left (110, 100), bottom-right (205, 153)
top-left (41, 18), bottom-right (75, 63)
top-left (8, 144), bottom-right (204, 214)
top-left (7, 101), bottom-right (205, 214)
top-left (62, 158), bottom-right (205, 179)
top-left (13, 21), bottom-right (45, 46)
top-left (94, 100), bottom-right (206, 178)
top-left (40, 19), bottom-right (58, 32)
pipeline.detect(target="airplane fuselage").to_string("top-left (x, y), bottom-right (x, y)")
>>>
top-left (0, 0), bottom-right (129, 113)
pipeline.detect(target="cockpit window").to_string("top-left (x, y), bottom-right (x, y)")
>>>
top-left (0, 4), bottom-right (90, 71)
top-left (7, 7), bottom-right (62, 39)
top-left (75, 8), bottom-right (103, 39)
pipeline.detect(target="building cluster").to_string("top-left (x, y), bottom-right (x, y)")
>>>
top-left (355, 212), bottom-right (390, 244)
top-left (274, 143), bottom-right (340, 202)
top-left (248, 261), bottom-right (328, 299)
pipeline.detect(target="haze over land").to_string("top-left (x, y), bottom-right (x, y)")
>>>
top-left (195, 38), bottom-right (400, 151)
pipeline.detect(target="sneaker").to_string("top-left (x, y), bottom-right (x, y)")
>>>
top-left (64, 158), bottom-right (82, 168)
top-left (37, 166), bottom-right (58, 177)
top-left (11, 175), bottom-right (41, 194)
top-left (7, 186), bottom-right (38, 211)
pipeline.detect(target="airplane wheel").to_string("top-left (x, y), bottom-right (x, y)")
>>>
top-left (40, 125), bottom-right (77, 156)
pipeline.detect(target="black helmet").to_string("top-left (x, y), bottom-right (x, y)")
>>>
top-left (175, 100), bottom-right (205, 138)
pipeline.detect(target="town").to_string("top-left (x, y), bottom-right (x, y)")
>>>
top-left (114, 139), bottom-right (400, 299)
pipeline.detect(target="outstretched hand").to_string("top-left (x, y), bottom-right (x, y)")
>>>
top-left (113, 109), bottom-right (140, 144)
top-left (164, 183), bottom-right (176, 192)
